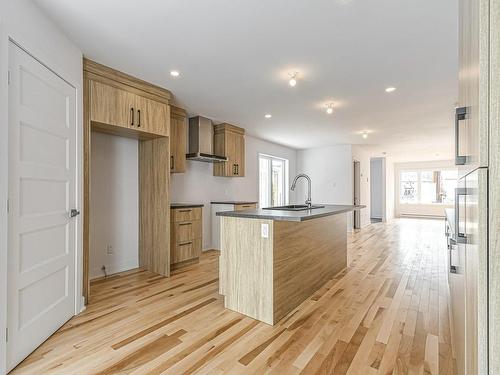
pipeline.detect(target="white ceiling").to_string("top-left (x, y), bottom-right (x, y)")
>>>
top-left (35, 0), bottom-right (458, 161)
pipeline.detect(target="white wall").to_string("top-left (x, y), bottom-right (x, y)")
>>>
top-left (385, 157), bottom-right (395, 220)
top-left (90, 133), bottom-right (139, 279)
top-left (352, 146), bottom-right (371, 228)
top-left (0, 0), bottom-right (83, 372)
top-left (370, 158), bottom-right (384, 219)
top-left (394, 160), bottom-right (456, 218)
top-left (170, 135), bottom-right (297, 249)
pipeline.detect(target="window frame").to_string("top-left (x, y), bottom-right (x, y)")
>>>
top-left (258, 153), bottom-right (289, 208)
top-left (398, 168), bottom-right (457, 205)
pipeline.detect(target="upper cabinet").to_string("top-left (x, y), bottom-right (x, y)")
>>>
top-left (456, 0), bottom-right (489, 176)
top-left (170, 105), bottom-right (187, 173)
top-left (213, 123), bottom-right (245, 177)
top-left (84, 58), bottom-right (170, 139)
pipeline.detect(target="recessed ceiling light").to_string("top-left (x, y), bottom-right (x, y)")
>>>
top-left (288, 72), bottom-right (298, 87)
top-left (326, 103), bottom-right (334, 114)
top-left (170, 70), bottom-right (180, 77)
top-left (265, 114), bottom-right (272, 119)
top-left (385, 86), bottom-right (396, 93)
top-left (362, 132), bottom-right (368, 139)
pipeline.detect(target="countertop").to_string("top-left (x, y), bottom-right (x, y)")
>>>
top-left (170, 203), bottom-right (204, 209)
top-left (211, 201), bottom-right (258, 205)
top-left (216, 204), bottom-right (365, 222)
top-left (445, 208), bottom-right (455, 237)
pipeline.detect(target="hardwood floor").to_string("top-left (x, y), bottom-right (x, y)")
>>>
top-left (11, 219), bottom-right (456, 374)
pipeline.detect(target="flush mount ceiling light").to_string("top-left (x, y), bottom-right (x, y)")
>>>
top-left (325, 103), bottom-right (334, 114)
top-left (362, 132), bottom-right (368, 139)
top-left (385, 86), bottom-right (396, 93)
top-left (170, 70), bottom-right (180, 77)
top-left (265, 114), bottom-right (272, 119)
top-left (288, 72), bottom-right (298, 87)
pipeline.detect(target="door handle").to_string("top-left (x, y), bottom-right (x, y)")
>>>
top-left (137, 109), bottom-right (141, 128)
top-left (455, 106), bottom-right (467, 165)
top-left (70, 209), bottom-right (80, 218)
top-left (131, 108), bottom-right (134, 126)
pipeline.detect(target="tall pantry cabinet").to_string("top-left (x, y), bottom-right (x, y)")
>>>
top-left (452, 0), bottom-right (500, 374)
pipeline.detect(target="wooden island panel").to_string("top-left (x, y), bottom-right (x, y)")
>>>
top-left (220, 213), bottom-right (348, 325)
top-left (273, 213), bottom-right (347, 323)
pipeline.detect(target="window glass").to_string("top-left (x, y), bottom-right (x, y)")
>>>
top-left (400, 172), bottom-right (418, 203)
top-left (399, 169), bottom-right (457, 204)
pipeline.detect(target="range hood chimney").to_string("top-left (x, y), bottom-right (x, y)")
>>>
top-left (186, 116), bottom-right (227, 163)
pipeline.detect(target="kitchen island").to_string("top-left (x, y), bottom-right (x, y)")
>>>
top-left (216, 204), bottom-right (363, 325)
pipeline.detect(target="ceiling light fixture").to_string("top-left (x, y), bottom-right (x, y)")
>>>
top-left (170, 70), bottom-right (180, 77)
top-left (265, 114), bottom-right (272, 119)
top-left (288, 72), bottom-right (298, 87)
top-left (326, 103), bottom-right (334, 114)
top-left (385, 86), bottom-right (396, 93)
top-left (362, 132), bottom-right (368, 139)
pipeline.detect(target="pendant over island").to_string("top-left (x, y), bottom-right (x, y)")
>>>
top-left (217, 204), bottom-right (365, 325)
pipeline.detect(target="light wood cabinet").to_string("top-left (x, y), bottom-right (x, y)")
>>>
top-left (90, 80), bottom-right (134, 129)
top-left (170, 106), bottom-right (187, 173)
top-left (83, 58), bottom-right (172, 303)
top-left (170, 207), bottom-right (202, 269)
top-left (213, 123), bottom-right (245, 177)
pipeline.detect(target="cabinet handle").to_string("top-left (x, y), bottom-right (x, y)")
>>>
top-left (179, 209), bottom-right (192, 213)
top-left (455, 187), bottom-right (469, 244)
top-left (179, 222), bottom-right (192, 226)
top-left (137, 109), bottom-right (141, 127)
top-left (449, 238), bottom-right (458, 273)
top-left (170, 155), bottom-right (174, 170)
top-left (130, 108), bottom-right (134, 126)
top-left (179, 241), bottom-right (192, 246)
top-left (455, 106), bottom-right (467, 165)
top-left (236, 164), bottom-right (239, 175)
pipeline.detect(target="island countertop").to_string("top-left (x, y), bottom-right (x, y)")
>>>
top-left (216, 204), bottom-right (365, 222)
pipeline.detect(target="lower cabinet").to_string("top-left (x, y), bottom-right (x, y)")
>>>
top-left (170, 206), bottom-right (202, 269)
top-left (211, 202), bottom-right (258, 250)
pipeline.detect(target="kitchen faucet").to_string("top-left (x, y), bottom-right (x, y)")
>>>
top-left (291, 173), bottom-right (312, 209)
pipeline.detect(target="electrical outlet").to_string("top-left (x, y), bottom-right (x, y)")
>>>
top-left (106, 244), bottom-right (113, 254)
top-left (261, 223), bottom-right (269, 238)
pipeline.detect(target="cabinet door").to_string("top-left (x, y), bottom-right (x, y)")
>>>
top-left (226, 131), bottom-right (239, 176)
top-left (135, 95), bottom-right (169, 136)
top-left (170, 112), bottom-right (186, 173)
top-left (457, 0), bottom-right (488, 177)
top-left (236, 133), bottom-right (245, 177)
top-left (90, 80), bottom-right (134, 129)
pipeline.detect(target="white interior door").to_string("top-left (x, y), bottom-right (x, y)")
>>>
top-left (7, 41), bottom-right (77, 371)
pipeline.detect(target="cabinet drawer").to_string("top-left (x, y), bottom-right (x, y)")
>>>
top-left (234, 203), bottom-right (257, 211)
top-left (172, 238), bottom-right (201, 264)
top-left (174, 220), bottom-right (201, 243)
top-left (172, 207), bottom-right (202, 222)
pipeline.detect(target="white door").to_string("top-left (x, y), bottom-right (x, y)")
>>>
top-left (7, 41), bottom-right (77, 371)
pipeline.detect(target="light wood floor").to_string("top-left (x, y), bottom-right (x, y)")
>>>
top-left (12, 219), bottom-right (456, 374)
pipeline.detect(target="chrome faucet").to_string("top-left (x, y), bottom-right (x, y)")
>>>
top-left (291, 173), bottom-right (312, 209)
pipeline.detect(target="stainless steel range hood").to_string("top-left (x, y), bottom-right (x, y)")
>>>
top-left (186, 116), bottom-right (227, 162)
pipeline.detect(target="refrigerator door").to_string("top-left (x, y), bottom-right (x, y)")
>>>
top-left (465, 168), bottom-right (488, 375)
top-left (450, 177), bottom-right (467, 375)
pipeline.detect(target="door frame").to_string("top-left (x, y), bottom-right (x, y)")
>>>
top-left (0, 30), bottom-right (84, 372)
top-left (353, 160), bottom-right (361, 229)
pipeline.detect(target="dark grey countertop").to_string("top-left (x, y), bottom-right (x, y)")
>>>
top-left (170, 203), bottom-right (204, 209)
top-left (445, 208), bottom-right (455, 237)
top-left (211, 201), bottom-right (258, 205)
top-left (216, 204), bottom-right (365, 222)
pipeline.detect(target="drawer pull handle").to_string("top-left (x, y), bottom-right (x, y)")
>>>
top-left (179, 209), bottom-right (192, 213)
top-left (179, 222), bottom-right (192, 226)
top-left (179, 241), bottom-right (192, 246)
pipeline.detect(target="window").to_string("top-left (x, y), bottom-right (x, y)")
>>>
top-left (259, 154), bottom-right (289, 208)
top-left (399, 169), bottom-right (458, 204)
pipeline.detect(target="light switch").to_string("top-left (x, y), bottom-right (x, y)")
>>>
top-left (261, 223), bottom-right (269, 238)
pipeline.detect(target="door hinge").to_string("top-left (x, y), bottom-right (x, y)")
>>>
top-left (8, 70), bottom-right (11, 85)
top-left (6, 198), bottom-right (9, 213)
top-left (5, 328), bottom-right (8, 342)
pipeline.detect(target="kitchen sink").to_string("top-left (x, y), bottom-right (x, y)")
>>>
top-left (263, 204), bottom-right (325, 211)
